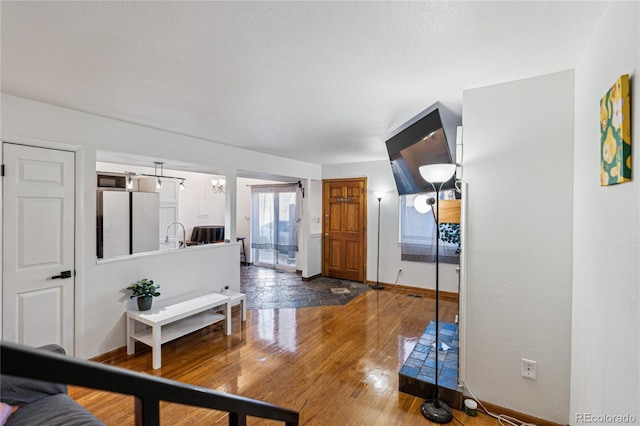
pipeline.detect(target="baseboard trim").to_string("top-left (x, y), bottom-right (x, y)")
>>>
top-left (473, 399), bottom-right (567, 426)
top-left (90, 346), bottom-right (127, 363)
top-left (302, 273), bottom-right (322, 281)
top-left (365, 281), bottom-right (459, 302)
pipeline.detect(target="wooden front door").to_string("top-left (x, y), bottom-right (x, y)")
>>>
top-left (2, 143), bottom-right (76, 354)
top-left (322, 178), bottom-right (367, 282)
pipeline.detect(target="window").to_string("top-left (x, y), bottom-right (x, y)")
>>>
top-left (399, 191), bottom-right (459, 264)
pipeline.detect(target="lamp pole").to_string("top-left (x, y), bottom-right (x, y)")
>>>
top-left (418, 164), bottom-right (456, 424)
top-left (371, 192), bottom-right (384, 290)
top-left (434, 187), bottom-right (442, 392)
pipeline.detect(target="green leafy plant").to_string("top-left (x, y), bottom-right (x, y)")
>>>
top-left (126, 278), bottom-right (161, 299)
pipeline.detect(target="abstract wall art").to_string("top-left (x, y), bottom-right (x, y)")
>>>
top-left (600, 74), bottom-right (632, 186)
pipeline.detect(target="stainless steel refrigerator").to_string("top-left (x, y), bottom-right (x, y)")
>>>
top-left (97, 191), bottom-right (160, 258)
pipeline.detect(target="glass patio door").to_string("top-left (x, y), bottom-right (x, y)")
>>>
top-left (250, 184), bottom-right (298, 270)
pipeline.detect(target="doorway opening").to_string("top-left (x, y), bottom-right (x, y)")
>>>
top-left (250, 184), bottom-right (299, 272)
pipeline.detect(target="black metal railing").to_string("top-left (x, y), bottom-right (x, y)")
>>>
top-left (1, 341), bottom-right (299, 426)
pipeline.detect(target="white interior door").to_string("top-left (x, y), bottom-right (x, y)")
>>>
top-left (2, 143), bottom-right (75, 354)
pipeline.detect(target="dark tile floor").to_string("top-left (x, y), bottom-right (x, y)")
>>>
top-left (240, 265), bottom-right (369, 309)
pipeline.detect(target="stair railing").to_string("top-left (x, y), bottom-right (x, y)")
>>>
top-left (1, 341), bottom-right (299, 426)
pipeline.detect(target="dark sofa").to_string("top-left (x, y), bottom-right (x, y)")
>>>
top-left (0, 344), bottom-right (104, 426)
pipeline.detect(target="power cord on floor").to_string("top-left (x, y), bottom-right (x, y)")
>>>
top-left (451, 412), bottom-right (465, 426)
top-left (460, 381), bottom-right (537, 426)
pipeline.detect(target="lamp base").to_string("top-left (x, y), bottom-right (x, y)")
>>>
top-left (369, 283), bottom-right (384, 290)
top-left (420, 399), bottom-right (453, 424)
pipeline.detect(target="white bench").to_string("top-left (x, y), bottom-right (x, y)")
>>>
top-left (223, 290), bottom-right (247, 322)
top-left (127, 292), bottom-right (232, 369)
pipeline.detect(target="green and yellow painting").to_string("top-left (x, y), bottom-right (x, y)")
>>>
top-left (600, 74), bottom-right (631, 186)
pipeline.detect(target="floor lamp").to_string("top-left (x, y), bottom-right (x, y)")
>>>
top-left (371, 192), bottom-right (384, 290)
top-left (418, 163), bottom-right (456, 424)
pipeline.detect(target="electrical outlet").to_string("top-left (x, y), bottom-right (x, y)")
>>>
top-left (522, 359), bottom-right (537, 380)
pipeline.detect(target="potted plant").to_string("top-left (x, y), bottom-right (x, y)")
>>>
top-left (127, 278), bottom-right (161, 311)
top-left (223, 285), bottom-right (230, 294)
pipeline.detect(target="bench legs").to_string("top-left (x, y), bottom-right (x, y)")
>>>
top-left (127, 316), bottom-right (135, 355)
top-left (240, 297), bottom-right (246, 322)
top-left (152, 325), bottom-right (162, 369)
top-left (224, 302), bottom-right (231, 336)
top-left (128, 316), bottom-right (162, 369)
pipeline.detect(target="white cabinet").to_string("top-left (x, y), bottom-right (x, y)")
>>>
top-left (134, 177), bottom-right (181, 249)
top-left (159, 180), bottom-right (180, 248)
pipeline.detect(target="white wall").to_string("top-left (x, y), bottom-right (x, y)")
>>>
top-left (90, 245), bottom-right (239, 356)
top-left (322, 160), bottom-right (460, 293)
top-left (463, 71), bottom-right (574, 423)
top-left (1, 94), bottom-right (321, 359)
top-left (236, 177), bottom-right (253, 263)
top-left (309, 179), bottom-right (322, 235)
top-left (177, 171), bottom-right (226, 231)
top-left (571, 2), bottom-right (639, 421)
top-left (305, 179), bottom-right (323, 277)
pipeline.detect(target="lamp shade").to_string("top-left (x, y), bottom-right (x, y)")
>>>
top-left (373, 191), bottom-right (384, 200)
top-left (418, 163), bottom-right (456, 184)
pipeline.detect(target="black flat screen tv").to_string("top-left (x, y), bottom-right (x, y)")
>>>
top-left (385, 105), bottom-right (458, 195)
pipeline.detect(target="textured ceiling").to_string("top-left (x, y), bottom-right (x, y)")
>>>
top-left (1, 1), bottom-right (607, 166)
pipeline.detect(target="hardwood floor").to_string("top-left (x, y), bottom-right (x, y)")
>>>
top-left (70, 285), bottom-right (499, 425)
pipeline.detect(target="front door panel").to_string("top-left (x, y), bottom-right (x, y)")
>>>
top-left (322, 178), bottom-right (366, 282)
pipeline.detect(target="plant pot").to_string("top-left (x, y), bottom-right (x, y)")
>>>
top-left (137, 296), bottom-right (153, 311)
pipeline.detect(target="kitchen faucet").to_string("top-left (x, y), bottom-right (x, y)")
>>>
top-left (165, 222), bottom-right (186, 248)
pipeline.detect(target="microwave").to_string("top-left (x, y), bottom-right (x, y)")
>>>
top-left (97, 173), bottom-right (126, 190)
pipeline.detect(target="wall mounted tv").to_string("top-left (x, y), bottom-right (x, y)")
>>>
top-left (385, 104), bottom-right (459, 195)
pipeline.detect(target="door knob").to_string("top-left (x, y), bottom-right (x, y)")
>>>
top-left (51, 270), bottom-right (72, 279)
top-left (324, 233), bottom-right (329, 237)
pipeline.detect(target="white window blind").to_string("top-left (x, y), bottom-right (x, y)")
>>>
top-left (399, 192), bottom-right (459, 264)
